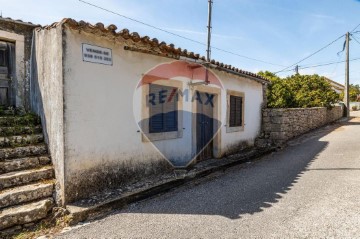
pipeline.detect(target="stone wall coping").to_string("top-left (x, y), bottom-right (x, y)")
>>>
top-left (263, 106), bottom-right (341, 112)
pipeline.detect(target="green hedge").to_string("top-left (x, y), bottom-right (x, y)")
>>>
top-left (258, 71), bottom-right (340, 109)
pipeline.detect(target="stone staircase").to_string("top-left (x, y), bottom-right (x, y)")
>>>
top-left (0, 112), bottom-right (55, 233)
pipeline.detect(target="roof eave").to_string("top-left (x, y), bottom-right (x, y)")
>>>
top-left (0, 17), bottom-right (40, 27)
top-left (213, 66), bottom-right (269, 84)
top-left (43, 18), bottom-right (271, 83)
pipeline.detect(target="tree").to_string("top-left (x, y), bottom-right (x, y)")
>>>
top-left (259, 71), bottom-right (295, 108)
top-left (258, 71), bottom-right (281, 82)
top-left (258, 72), bottom-right (340, 108)
top-left (339, 84), bottom-right (360, 102)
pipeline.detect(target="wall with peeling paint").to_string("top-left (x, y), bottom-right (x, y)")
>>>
top-left (63, 28), bottom-right (188, 202)
top-left (30, 25), bottom-right (65, 205)
top-left (32, 23), bottom-right (264, 203)
top-left (61, 26), bottom-right (264, 202)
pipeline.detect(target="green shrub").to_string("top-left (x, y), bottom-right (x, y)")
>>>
top-left (339, 84), bottom-right (360, 102)
top-left (258, 71), bottom-right (340, 109)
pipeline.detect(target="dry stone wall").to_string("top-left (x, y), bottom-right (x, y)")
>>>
top-left (256, 106), bottom-right (343, 147)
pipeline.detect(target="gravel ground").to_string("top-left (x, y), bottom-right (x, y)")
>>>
top-left (56, 114), bottom-right (360, 239)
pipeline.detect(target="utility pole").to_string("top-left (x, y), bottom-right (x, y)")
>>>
top-left (295, 65), bottom-right (299, 74)
top-left (189, 0), bottom-right (213, 86)
top-left (204, 0), bottom-right (213, 85)
top-left (206, 0), bottom-right (213, 62)
top-left (344, 32), bottom-right (350, 117)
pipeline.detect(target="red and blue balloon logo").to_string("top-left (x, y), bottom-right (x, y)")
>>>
top-left (133, 60), bottom-right (225, 167)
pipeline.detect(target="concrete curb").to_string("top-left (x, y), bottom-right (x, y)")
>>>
top-left (66, 147), bottom-right (275, 225)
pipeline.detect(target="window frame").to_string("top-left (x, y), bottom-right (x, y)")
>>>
top-left (148, 84), bottom-right (178, 133)
top-left (226, 90), bottom-right (245, 133)
top-left (141, 80), bottom-right (183, 142)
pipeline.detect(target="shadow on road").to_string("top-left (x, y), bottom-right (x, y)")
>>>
top-left (115, 121), bottom-right (357, 220)
top-left (307, 168), bottom-right (360, 170)
top-left (342, 121), bottom-right (360, 126)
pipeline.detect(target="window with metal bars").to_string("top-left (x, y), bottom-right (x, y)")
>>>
top-left (229, 95), bottom-right (243, 127)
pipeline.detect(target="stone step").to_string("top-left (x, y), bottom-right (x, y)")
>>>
top-left (0, 166), bottom-right (54, 190)
top-left (0, 109), bottom-right (16, 116)
top-left (0, 134), bottom-right (44, 147)
top-left (0, 108), bottom-right (26, 116)
top-left (0, 198), bottom-right (53, 230)
top-left (0, 125), bottom-right (42, 137)
top-left (0, 114), bottom-right (41, 127)
top-left (0, 144), bottom-right (47, 161)
top-left (0, 181), bottom-right (54, 209)
top-left (0, 156), bottom-right (51, 174)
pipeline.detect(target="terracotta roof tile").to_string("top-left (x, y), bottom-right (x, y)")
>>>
top-left (0, 16), bottom-right (39, 27)
top-left (95, 22), bottom-right (105, 31)
top-left (130, 32), bottom-right (141, 42)
top-left (150, 38), bottom-right (159, 46)
top-left (141, 36), bottom-right (150, 43)
top-left (37, 18), bottom-right (269, 83)
top-left (119, 29), bottom-right (130, 39)
top-left (106, 24), bottom-right (117, 32)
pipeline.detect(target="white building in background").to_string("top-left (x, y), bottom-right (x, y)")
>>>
top-left (324, 77), bottom-right (345, 94)
top-left (30, 18), bottom-right (269, 204)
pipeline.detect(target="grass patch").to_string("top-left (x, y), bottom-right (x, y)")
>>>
top-left (11, 213), bottom-right (72, 239)
top-left (0, 113), bottom-right (41, 127)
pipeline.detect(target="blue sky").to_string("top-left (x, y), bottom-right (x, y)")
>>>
top-left (2, 0), bottom-right (360, 84)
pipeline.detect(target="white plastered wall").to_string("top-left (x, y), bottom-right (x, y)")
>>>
top-left (217, 71), bottom-right (263, 154)
top-left (63, 28), bottom-right (176, 201)
top-left (33, 26), bottom-right (65, 205)
top-left (61, 26), bottom-right (264, 202)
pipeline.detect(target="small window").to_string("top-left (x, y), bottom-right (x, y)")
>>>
top-left (148, 84), bottom-right (178, 133)
top-left (229, 95), bottom-right (243, 127)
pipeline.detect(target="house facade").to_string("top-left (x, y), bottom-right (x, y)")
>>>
top-left (28, 18), bottom-right (269, 204)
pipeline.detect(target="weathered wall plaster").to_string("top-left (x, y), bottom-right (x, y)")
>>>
top-left (61, 27), bottom-right (264, 202)
top-left (30, 25), bottom-right (65, 205)
top-left (32, 22), bottom-right (265, 203)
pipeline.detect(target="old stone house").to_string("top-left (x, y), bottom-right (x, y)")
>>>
top-left (30, 18), bottom-right (269, 204)
top-left (0, 17), bottom-right (270, 232)
top-left (0, 16), bottom-right (345, 234)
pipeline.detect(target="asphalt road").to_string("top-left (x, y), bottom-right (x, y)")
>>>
top-left (56, 114), bottom-right (360, 239)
